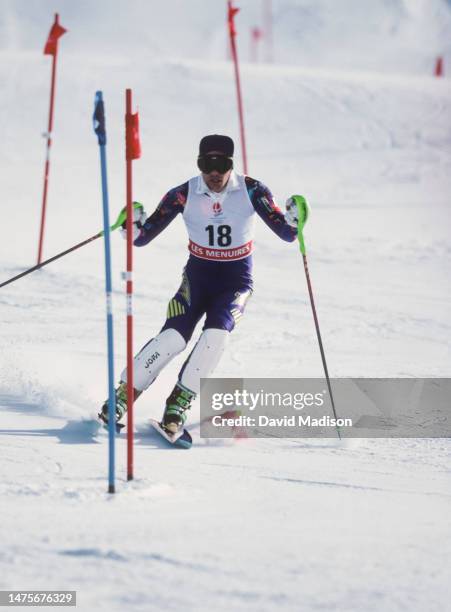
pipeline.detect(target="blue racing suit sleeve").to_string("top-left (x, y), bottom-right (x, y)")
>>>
top-left (245, 176), bottom-right (297, 242)
top-left (134, 182), bottom-right (189, 246)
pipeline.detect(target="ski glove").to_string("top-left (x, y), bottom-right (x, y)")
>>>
top-left (284, 197), bottom-right (299, 228)
top-left (120, 206), bottom-right (147, 241)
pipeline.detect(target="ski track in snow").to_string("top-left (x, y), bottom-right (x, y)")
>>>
top-left (1, 0), bottom-right (451, 610)
top-left (1, 408), bottom-right (450, 611)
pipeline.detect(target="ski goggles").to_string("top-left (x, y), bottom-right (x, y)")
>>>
top-left (197, 155), bottom-right (233, 174)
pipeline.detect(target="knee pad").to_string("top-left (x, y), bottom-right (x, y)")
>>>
top-left (121, 328), bottom-right (186, 391)
top-left (179, 328), bottom-right (229, 395)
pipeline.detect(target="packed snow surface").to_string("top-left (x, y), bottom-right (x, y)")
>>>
top-left (1, 1), bottom-right (450, 610)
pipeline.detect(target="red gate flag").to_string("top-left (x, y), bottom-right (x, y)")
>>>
top-left (126, 112), bottom-right (141, 160)
top-left (228, 3), bottom-right (239, 37)
top-left (435, 56), bottom-right (444, 77)
top-left (44, 14), bottom-right (67, 56)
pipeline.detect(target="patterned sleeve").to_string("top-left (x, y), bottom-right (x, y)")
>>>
top-left (134, 182), bottom-right (189, 247)
top-left (245, 177), bottom-right (297, 242)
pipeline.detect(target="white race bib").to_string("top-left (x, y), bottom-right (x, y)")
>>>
top-left (183, 172), bottom-right (255, 261)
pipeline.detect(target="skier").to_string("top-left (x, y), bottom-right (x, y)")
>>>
top-left (99, 134), bottom-right (301, 436)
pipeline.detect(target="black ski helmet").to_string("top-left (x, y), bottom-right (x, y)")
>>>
top-left (199, 134), bottom-right (234, 157)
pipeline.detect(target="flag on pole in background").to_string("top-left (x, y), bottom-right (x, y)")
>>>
top-left (44, 14), bottom-right (67, 56)
top-left (227, 1), bottom-right (248, 174)
top-left (37, 12), bottom-right (67, 265)
top-left (228, 3), bottom-right (239, 37)
top-left (126, 112), bottom-right (141, 160)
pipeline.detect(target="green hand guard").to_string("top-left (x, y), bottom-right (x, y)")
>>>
top-left (290, 195), bottom-right (310, 255)
top-left (102, 201), bottom-right (145, 235)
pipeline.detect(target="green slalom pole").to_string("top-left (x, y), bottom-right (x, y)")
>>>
top-left (0, 203), bottom-right (143, 290)
top-left (292, 195), bottom-right (341, 439)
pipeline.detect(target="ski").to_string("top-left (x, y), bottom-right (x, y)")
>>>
top-left (149, 419), bottom-right (192, 449)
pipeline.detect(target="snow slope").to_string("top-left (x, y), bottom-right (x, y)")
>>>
top-left (2, 0), bottom-right (451, 72)
top-left (0, 1), bottom-right (450, 610)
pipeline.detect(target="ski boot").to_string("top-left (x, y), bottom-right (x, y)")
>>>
top-left (98, 382), bottom-right (142, 430)
top-left (162, 382), bottom-right (196, 434)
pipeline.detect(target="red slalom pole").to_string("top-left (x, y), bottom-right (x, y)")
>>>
top-left (227, 1), bottom-right (248, 174)
top-left (125, 89), bottom-right (141, 481)
top-left (125, 89), bottom-right (134, 481)
top-left (38, 14), bottom-right (67, 265)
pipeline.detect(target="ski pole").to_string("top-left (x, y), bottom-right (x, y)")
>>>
top-left (292, 195), bottom-right (341, 439)
top-left (0, 203), bottom-right (143, 290)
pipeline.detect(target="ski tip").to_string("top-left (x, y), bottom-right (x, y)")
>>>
top-left (149, 419), bottom-right (193, 449)
top-left (174, 432), bottom-right (193, 449)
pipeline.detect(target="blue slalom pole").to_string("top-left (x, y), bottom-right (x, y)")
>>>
top-left (93, 91), bottom-right (116, 494)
